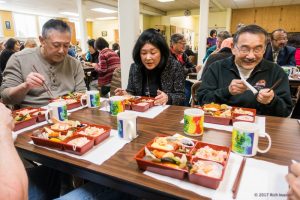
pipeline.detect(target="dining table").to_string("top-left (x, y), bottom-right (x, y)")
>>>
top-left (14, 105), bottom-right (300, 200)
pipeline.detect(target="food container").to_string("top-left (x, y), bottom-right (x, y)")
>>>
top-left (204, 115), bottom-right (231, 125)
top-left (232, 107), bottom-right (256, 123)
top-left (190, 142), bottom-right (230, 164)
top-left (137, 97), bottom-right (155, 108)
top-left (32, 108), bottom-right (46, 122)
top-left (63, 135), bottom-right (94, 155)
top-left (75, 124), bottom-right (111, 145)
top-left (131, 102), bottom-right (150, 112)
top-left (13, 112), bottom-right (37, 131)
top-left (146, 136), bottom-right (179, 152)
top-left (135, 147), bottom-right (188, 179)
top-left (30, 128), bottom-right (65, 150)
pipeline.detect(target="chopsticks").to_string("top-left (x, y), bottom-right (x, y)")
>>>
top-left (267, 78), bottom-right (283, 92)
top-left (232, 157), bottom-right (247, 199)
top-left (32, 65), bottom-right (54, 98)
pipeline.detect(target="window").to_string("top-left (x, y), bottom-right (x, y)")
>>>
top-left (38, 16), bottom-right (53, 35)
top-left (14, 13), bottom-right (38, 38)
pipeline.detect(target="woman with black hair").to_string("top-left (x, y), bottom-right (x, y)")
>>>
top-left (92, 37), bottom-right (120, 96)
top-left (115, 28), bottom-right (185, 105)
top-left (0, 38), bottom-right (21, 73)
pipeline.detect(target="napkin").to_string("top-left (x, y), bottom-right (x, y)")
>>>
top-left (29, 129), bottom-right (130, 165)
top-left (100, 105), bottom-right (169, 119)
top-left (144, 153), bottom-right (288, 200)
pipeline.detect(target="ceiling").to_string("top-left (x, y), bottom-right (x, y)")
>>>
top-left (1, 0), bottom-right (300, 20)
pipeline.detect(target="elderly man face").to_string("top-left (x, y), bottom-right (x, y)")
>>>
top-left (172, 38), bottom-right (186, 54)
top-left (271, 30), bottom-right (288, 50)
top-left (39, 29), bottom-right (71, 64)
top-left (232, 32), bottom-right (266, 70)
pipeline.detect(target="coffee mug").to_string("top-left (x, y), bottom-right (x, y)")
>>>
top-left (183, 108), bottom-right (204, 136)
top-left (45, 101), bottom-right (68, 122)
top-left (232, 122), bottom-right (272, 157)
top-left (80, 90), bottom-right (100, 108)
top-left (108, 96), bottom-right (125, 116)
top-left (117, 112), bottom-right (137, 141)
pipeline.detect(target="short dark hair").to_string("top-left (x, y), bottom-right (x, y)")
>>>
top-left (217, 31), bottom-right (231, 41)
top-left (4, 38), bottom-right (19, 50)
top-left (42, 19), bottom-right (71, 38)
top-left (170, 33), bottom-right (184, 45)
top-left (271, 29), bottom-right (287, 40)
top-left (132, 28), bottom-right (169, 70)
top-left (95, 37), bottom-right (109, 51)
top-left (233, 24), bottom-right (268, 46)
top-left (112, 43), bottom-right (119, 51)
top-left (210, 29), bottom-right (217, 37)
top-left (87, 39), bottom-right (95, 48)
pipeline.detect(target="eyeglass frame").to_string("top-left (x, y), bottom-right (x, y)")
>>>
top-left (234, 45), bottom-right (266, 55)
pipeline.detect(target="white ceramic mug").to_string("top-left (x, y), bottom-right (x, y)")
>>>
top-left (107, 96), bottom-right (125, 116)
top-left (45, 101), bottom-right (68, 122)
top-left (80, 90), bottom-right (100, 108)
top-left (232, 122), bottom-right (272, 157)
top-left (117, 112), bottom-right (137, 141)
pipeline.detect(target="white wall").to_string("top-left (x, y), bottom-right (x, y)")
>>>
top-left (93, 19), bottom-right (118, 44)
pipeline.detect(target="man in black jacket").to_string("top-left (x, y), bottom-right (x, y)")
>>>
top-left (263, 29), bottom-right (296, 66)
top-left (197, 25), bottom-right (293, 117)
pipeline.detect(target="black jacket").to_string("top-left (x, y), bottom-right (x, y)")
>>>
top-left (197, 56), bottom-right (293, 117)
top-left (263, 43), bottom-right (296, 66)
top-left (126, 57), bottom-right (185, 106)
top-left (0, 49), bottom-right (14, 73)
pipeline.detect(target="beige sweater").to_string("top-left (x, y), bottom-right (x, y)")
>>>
top-left (1, 47), bottom-right (86, 107)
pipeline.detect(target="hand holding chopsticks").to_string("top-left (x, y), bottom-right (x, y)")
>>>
top-left (267, 78), bottom-right (283, 93)
top-left (232, 157), bottom-right (247, 199)
top-left (31, 65), bottom-right (54, 98)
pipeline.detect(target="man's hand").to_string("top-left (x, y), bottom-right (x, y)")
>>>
top-left (154, 90), bottom-right (168, 105)
top-left (228, 79), bottom-right (247, 95)
top-left (0, 103), bottom-right (14, 131)
top-left (286, 163), bottom-right (300, 200)
top-left (25, 72), bottom-right (45, 90)
top-left (256, 88), bottom-right (275, 104)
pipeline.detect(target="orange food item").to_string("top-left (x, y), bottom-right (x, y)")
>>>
top-left (152, 150), bottom-right (166, 159)
top-left (49, 131), bottom-right (60, 138)
top-left (163, 163), bottom-right (180, 169)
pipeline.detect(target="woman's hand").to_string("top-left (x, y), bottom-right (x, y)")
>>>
top-left (114, 88), bottom-right (128, 96)
top-left (154, 90), bottom-right (168, 105)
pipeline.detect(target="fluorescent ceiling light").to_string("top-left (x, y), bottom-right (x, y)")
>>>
top-left (96, 17), bottom-right (117, 20)
top-left (157, 0), bottom-right (174, 2)
top-left (0, 0), bottom-right (6, 3)
top-left (91, 8), bottom-right (117, 13)
top-left (59, 12), bottom-right (79, 17)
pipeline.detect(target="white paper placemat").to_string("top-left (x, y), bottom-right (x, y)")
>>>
top-left (180, 116), bottom-right (266, 137)
top-left (28, 129), bottom-right (129, 165)
top-left (144, 153), bottom-right (288, 200)
top-left (100, 105), bottom-right (169, 119)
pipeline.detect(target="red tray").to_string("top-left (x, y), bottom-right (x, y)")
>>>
top-left (75, 124), bottom-right (111, 145)
top-left (131, 102), bottom-right (150, 112)
top-left (204, 115), bottom-right (231, 125)
top-left (13, 115), bottom-right (37, 131)
top-left (137, 97), bottom-right (155, 108)
top-left (31, 135), bottom-right (64, 150)
top-left (188, 157), bottom-right (229, 189)
top-left (232, 107), bottom-right (256, 123)
top-left (135, 147), bottom-right (188, 179)
top-left (63, 135), bottom-right (94, 155)
top-left (31, 108), bottom-right (46, 122)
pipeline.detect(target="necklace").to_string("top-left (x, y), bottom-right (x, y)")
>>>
top-left (145, 74), bottom-right (150, 97)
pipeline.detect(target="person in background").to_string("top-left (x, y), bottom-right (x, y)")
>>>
top-left (197, 24), bottom-right (293, 117)
top-left (0, 103), bottom-right (28, 200)
top-left (112, 42), bottom-right (120, 57)
top-left (286, 162), bottom-right (300, 200)
top-left (68, 45), bottom-right (76, 57)
top-left (0, 38), bottom-right (21, 72)
top-left (203, 31), bottom-right (231, 63)
top-left (206, 29), bottom-right (217, 49)
top-left (92, 37), bottom-right (120, 97)
top-left (264, 29), bottom-right (296, 66)
top-left (85, 39), bottom-right (99, 64)
top-left (170, 33), bottom-right (201, 106)
top-left (1, 19), bottom-right (86, 108)
top-left (115, 28), bottom-right (185, 106)
top-left (24, 39), bottom-right (38, 49)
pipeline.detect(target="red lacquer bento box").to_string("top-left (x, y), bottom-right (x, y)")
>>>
top-left (50, 92), bottom-right (84, 110)
top-left (13, 107), bottom-right (40, 131)
top-left (135, 134), bottom-right (231, 189)
top-left (124, 96), bottom-right (156, 112)
top-left (30, 121), bottom-right (111, 155)
top-left (232, 107), bottom-right (256, 123)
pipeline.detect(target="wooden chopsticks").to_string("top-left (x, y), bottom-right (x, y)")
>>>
top-left (232, 157), bottom-right (247, 199)
top-left (267, 78), bottom-right (283, 92)
top-left (32, 65), bottom-right (54, 98)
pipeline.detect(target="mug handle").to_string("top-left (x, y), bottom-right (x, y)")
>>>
top-left (125, 121), bottom-right (136, 140)
top-left (80, 94), bottom-right (87, 107)
top-left (257, 132), bottom-right (272, 153)
top-left (45, 108), bottom-right (52, 123)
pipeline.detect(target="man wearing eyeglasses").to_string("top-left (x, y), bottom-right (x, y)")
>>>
top-left (197, 24), bottom-right (293, 117)
top-left (264, 29), bottom-right (296, 66)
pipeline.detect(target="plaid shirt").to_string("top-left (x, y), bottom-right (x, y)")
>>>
top-left (94, 48), bottom-right (120, 86)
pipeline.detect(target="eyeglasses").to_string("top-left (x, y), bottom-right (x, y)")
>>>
top-left (176, 41), bottom-right (186, 45)
top-left (273, 38), bottom-right (288, 42)
top-left (235, 45), bottom-right (265, 55)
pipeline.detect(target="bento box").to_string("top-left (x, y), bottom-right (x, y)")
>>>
top-left (232, 107), bottom-right (256, 123)
top-left (75, 124), bottom-right (111, 145)
top-left (63, 134), bottom-right (95, 155)
top-left (13, 108), bottom-right (38, 131)
top-left (202, 103), bottom-right (232, 125)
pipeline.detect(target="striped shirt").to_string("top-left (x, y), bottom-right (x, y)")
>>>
top-left (95, 48), bottom-right (120, 86)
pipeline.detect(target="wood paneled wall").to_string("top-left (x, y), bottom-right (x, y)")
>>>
top-left (231, 5), bottom-right (300, 33)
